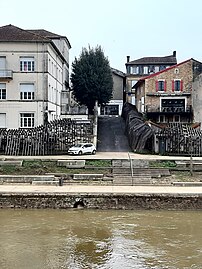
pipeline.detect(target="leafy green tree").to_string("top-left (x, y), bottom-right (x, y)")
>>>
top-left (71, 46), bottom-right (113, 114)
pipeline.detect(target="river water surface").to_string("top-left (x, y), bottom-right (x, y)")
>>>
top-left (0, 209), bottom-right (201, 269)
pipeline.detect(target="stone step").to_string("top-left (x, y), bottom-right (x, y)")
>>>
top-left (172, 181), bottom-right (202, 187)
top-left (32, 180), bottom-right (59, 186)
top-left (112, 168), bottom-right (170, 177)
top-left (57, 160), bottom-right (85, 168)
top-left (0, 160), bottom-right (23, 166)
top-left (0, 175), bottom-right (56, 184)
top-left (113, 174), bottom-right (152, 185)
top-left (73, 174), bottom-right (103, 180)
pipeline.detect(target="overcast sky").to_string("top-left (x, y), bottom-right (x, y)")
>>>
top-left (1, 0), bottom-right (202, 72)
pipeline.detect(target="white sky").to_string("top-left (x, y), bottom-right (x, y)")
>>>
top-left (1, 0), bottom-right (202, 72)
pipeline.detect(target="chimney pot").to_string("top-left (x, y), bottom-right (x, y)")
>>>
top-left (173, 51), bottom-right (176, 57)
top-left (127, 56), bottom-right (130, 63)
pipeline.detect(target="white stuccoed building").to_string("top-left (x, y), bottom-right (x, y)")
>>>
top-left (0, 24), bottom-right (71, 129)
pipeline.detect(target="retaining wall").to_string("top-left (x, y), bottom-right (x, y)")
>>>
top-left (0, 193), bottom-right (201, 210)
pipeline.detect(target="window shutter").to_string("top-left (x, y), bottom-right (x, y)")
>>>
top-left (155, 80), bottom-right (158, 92)
top-left (172, 80), bottom-right (175, 91)
top-left (180, 80), bottom-right (183, 91)
top-left (164, 80), bottom-right (167, 91)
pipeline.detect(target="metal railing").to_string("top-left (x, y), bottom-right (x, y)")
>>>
top-left (0, 70), bottom-right (13, 79)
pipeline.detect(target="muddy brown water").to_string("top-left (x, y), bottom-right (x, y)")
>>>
top-left (0, 209), bottom-right (201, 269)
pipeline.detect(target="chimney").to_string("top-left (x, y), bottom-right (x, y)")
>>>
top-left (173, 51), bottom-right (176, 57)
top-left (127, 56), bottom-right (130, 63)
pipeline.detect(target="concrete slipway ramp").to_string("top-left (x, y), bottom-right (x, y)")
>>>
top-left (97, 116), bottom-right (131, 152)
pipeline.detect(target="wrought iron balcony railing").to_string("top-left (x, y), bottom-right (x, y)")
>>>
top-left (146, 105), bottom-right (192, 113)
top-left (0, 70), bottom-right (13, 80)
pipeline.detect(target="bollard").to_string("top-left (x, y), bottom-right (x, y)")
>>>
top-left (59, 178), bottom-right (63, 186)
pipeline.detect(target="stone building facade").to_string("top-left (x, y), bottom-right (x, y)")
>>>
top-left (0, 24), bottom-right (71, 129)
top-left (125, 51), bottom-right (177, 104)
top-left (134, 59), bottom-right (202, 124)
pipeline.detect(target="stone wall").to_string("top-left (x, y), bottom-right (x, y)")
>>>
top-left (0, 193), bottom-right (202, 210)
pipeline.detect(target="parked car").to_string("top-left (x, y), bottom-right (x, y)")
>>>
top-left (68, 143), bottom-right (96, 155)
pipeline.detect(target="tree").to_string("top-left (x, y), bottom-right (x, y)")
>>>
top-left (71, 46), bottom-right (113, 114)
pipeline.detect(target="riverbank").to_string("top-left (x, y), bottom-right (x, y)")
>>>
top-left (0, 184), bottom-right (202, 210)
top-left (0, 153), bottom-right (202, 210)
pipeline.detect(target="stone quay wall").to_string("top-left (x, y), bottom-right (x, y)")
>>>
top-left (0, 193), bottom-right (202, 210)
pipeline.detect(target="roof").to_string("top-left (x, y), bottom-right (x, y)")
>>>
top-left (126, 54), bottom-right (177, 65)
top-left (0, 24), bottom-right (48, 42)
top-left (134, 59), bottom-right (192, 88)
top-left (111, 67), bottom-right (125, 77)
top-left (0, 24), bottom-right (71, 48)
top-left (28, 29), bottom-right (71, 48)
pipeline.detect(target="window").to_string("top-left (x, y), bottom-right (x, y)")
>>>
top-left (131, 80), bottom-right (138, 88)
top-left (158, 115), bottom-right (168, 123)
top-left (174, 115), bottom-right (180, 122)
top-left (0, 113), bottom-right (6, 128)
top-left (172, 79), bottom-right (183, 91)
top-left (20, 57), bottom-right (34, 72)
top-left (156, 80), bottom-right (166, 92)
top-left (131, 66), bottom-right (139, 74)
top-left (0, 83), bottom-right (6, 99)
top-left (20, 113), bottom-right (34, 128)
top-left (159, 65), bottom-right (166, 71)
top-left (20, 83), bottom-right (34, 100)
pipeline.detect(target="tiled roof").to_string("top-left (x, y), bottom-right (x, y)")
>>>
top-left (27, 29), bottom-right (62, 39)
top-left (0, 24), bottom-right (48, 42)
top-left (134, 59), bottom-right (191, 88)
top-left (126, 54), bottom-right (177, 65)
top-left (0, 24), bottom-right (71, 48)
top-left (28, 29), bottom-right (71, 48)
top-left (111, 67), bottom-right (125, 77)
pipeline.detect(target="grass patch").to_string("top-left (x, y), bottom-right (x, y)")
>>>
top-left (149, 160), bottom-right (176, 168)
top-left (0, 160), bottom-right (111, 175)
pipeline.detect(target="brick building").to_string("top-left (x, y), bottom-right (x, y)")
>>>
top-left (134, 58), bottom-right (202, 124)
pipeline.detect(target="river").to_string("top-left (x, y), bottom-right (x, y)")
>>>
top-left (0, 209), bottom-right (201, 269)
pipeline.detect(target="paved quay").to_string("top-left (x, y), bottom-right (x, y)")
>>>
top-left (0, 152), bottom-right (202, 197)
top-left (1, 151), bottom-right (202, 161)
top-left (0, 185), bottom-right (202, 196)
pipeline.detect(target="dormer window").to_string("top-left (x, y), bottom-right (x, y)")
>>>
top-left (143, 66), bottom-right (148, 74)
top-left (131, 66), bottom-right (139, 74)
top-left (159, 65), bottom-right (166, 71)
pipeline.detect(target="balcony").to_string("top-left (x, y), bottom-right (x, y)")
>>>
top-left (146, 105), bottom-right (192, 114)
top-left (0, 70), bottom-right (13, 80)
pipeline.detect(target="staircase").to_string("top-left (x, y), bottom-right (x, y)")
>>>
top-left (112, 167), bottom-right (170, 186)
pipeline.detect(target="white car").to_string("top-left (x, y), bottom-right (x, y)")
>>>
top-left (68, 143), bottom-right (96, 155)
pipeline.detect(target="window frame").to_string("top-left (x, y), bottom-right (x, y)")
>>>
top-left (0, 83), bottom-right (6, 99)
top-left (173, 79), bottom-right (182, 91)
top-left (156, 80), bottom-right (166, 92)
top-left (20, 83), bottom-right (35, 100)
top-left (20, 113), bottom-right (34, 128)
top-left (20, 57), bottom-right (35, 72)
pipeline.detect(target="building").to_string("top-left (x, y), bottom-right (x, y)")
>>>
top-left (125, 51), bottom-right (177, 104)
top-left (193, 73), bottom-right (202, 127)
top-left (134, 58), bottom-right (202, 124)
top-left (99, 68), bottom-right (125, 116)
top-left (0, 24), bottom-right (71, 129)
